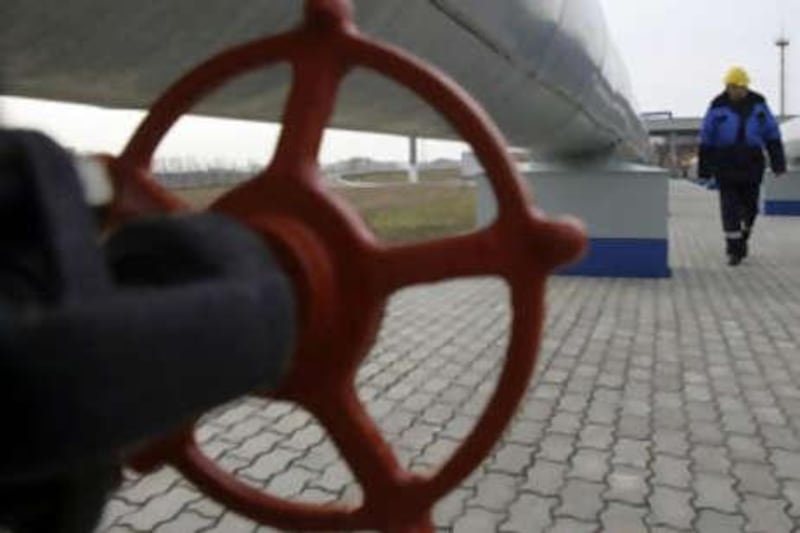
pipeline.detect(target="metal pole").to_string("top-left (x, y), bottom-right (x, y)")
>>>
top-left (408, 135), bottom-right (419, 183)
top-left (776, 37), bottom-right (790, 118)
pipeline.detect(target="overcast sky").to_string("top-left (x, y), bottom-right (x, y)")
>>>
top-left (3, 0), bottom-right (799, 161)
top-left (600, 0), bottom-right (800, 116)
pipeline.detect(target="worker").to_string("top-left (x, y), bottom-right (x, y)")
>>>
top-left (698, 66), bottom-right (786, 266)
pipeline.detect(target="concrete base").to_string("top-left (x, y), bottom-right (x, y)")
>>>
top-left (764, 170), bottom-right (800, 215)
top-left (476, 160), bottom-right (671, 278)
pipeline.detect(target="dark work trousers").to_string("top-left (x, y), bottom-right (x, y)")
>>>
top-left (718, 180), bottom-right (761, 255)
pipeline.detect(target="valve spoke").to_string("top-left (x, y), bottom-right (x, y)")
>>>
top-left (370, 231), bottom-right (505, 294)
top-left (265, 39), bottom-right (349, 180)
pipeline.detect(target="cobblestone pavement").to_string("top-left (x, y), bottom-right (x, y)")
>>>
top-left (98, 181), bottom-right (800, 532)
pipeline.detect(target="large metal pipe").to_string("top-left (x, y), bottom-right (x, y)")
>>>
top-left (1, 0), bottom-right (651, 162)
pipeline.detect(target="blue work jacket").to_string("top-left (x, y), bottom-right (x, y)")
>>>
top-left (698, 91), bottom-right (785, 182)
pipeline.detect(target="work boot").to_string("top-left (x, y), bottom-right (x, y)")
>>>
top-left (741, 227), bottom-right (751, 258)
top-left (726, 237), bottom-right (745, 266)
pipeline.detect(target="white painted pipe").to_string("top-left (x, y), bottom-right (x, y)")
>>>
top-left (1, 0), bottom-right (650, 162)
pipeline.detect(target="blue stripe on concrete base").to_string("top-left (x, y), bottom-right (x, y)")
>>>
top-left (765, 200), bottom-right (800, 216)
top-left (559, 238), bottom-right (671, 278)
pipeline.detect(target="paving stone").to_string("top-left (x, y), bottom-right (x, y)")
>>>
top-left (612, 439), bottom-right (650, 469)
top-left (545, 517), bottom-right (598, 533)
top-left (96, 499), bottom-right (138, 530)
top-left (653, 408), bottom-right (687, 429)
top-left (265, 467), bottom-right (317, 497)
top-left (239, 448), bottom-right (303, 483)
top-left (213, 403), bottom-right (259, 427)
top-left (151, 511), bottom-right (214, 533)
top-left (653, 429), bottom-right (690, 457)
top-left (195, 423), bottom-right (226, 444)
top-left (452, 507), bottom-right (505, 533)
top-left (491, 443), bottom-right (534, 474)
top-left (117, 468), bottom-right (182, 505)
top-left (229, 432), bottom-right (282, 462)
top-left (605, 466), bottom-right (650, 505)
top-left (506, 420), bottom-right (546, 445)
top-left (118, 487), bottom-right (201, 531)
top-left (380, 409), bottom-right (414, 435)
top-left (568, 449), bottom-right (610, 483)
top-left (433, 487), bottom-right (472, 529)
top-left (554, 479), bottom-right (604, 521)
top-left (441, 385), bottom-right (478, 408)
top-left (695, 510), bottom-right (745, 533)
top-left (187, 498), bottom-right (225, 520)
top-left (548, 412), bottom-right (583, 435)
top-left (616, 415), bottom-right (651, 440)
top-left (578, 424), bottom-right (614, 450)
top-left (695, 473), bottom-right (740, 513)
top-left (299, 441), bottom-right (341, 471)
top-left (255, 402), bottom-right (293, 422)
top-left (271, 411), bottom-right (311, 435)
top-left (600, 503), bottom-right (648, 533)
top-left (399, 422), bottom-right (439, 450)
top-left (294, 487), bottom-right (338, 504)
top-left (692, 445), bottom-right (732, 475)
top-left (646, 486), bottom-right (695, 530)
top-left (770, 450), bottom-right (800, 480)
top-left (689, 421), bottom-right (727, 446)
top-left (741, 495), bottom-right (794, 533)
top-left (500, 493), bottom-right (557, 533)
top-left (418, 436), bottom-right (460, 467)
top-left (586, 401), bottom-right (618, 425)
top-left (339, 482), bottom-right (363, 507)
top-left (309, 459), bottom-right (355, 493)
top-left (621, 399), bottom-right (652, 418)
top-left (204, 512), bottom-right (258, 532)
top-left (523, 460), bottom-right (568, 496)
top-left (723, 413), bottom-right (759, 435)
top-left (652, 454), bottom-right (691, 489)
top-left (471, 472), bottom-right (518, 512)
top-left (753, 406), bottom-right (788, 426)
top-left (522, 399), bottom-right (557, 421)
top-left (761, 425), bottom-right (800, 451)
top-left (440, 415), bottom-right (476, 440)
top-left (732, 462), bottom-right (780, 497)
top-left (421, 403), bottom-right (455, 425)
top-left (222, 417), bottom-right (271, 443)
top-left (782, 481), bottom-right (800, 517)
top-left (537, 433), bottom-right (575, 463)
top-left (727, 435), bottom-right (768, 463)
top-left (532, 384), bottom-right (562, 401)
top-left (282, 424), bottom-right (326, 451)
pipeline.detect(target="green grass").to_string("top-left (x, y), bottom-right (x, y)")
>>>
top-left (339, 167), bottom-right (461, 185)
top-left (174, 181), bottom-right (478, 244)
top-left (337, 184), bottom-right (476, 242)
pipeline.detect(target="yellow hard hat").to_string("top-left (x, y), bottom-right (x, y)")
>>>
top-left (724, 66), bottom-right (750, 87)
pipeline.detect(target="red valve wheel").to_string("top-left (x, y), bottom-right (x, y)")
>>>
top-left (105, 0), bottom-right (586, 531)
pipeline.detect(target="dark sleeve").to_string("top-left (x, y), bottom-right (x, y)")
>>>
top-left (0, 130), bottom-right (296, 482)
top-left (767, 139), bottom-right (787, 174)
top-left (697, 107), bottom-right (717, 178)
